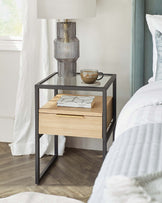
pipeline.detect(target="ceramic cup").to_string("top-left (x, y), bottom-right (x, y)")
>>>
top-left (80, 69), bottom-right (104, 84)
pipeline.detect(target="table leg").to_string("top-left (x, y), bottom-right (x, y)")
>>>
top-left (112, 78), bottom-right (117, 141)
top-left (35, 85), bottom-right (40, 184)
top-left (112, 129), bottom-right (115, 142)
top-left (55, 135), bottom-right (58, 155)
top-left (102, 90), bottom-right (107, 159)
top-left (54, 89), bottom-right (58, 155)
top-left (35, 88), bottom-right (59, 185)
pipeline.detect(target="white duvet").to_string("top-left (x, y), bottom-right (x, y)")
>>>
top-left (88, 81), bottom-right (162, 203)
top-left (103, 173), bottom-right (162, 203)
top-left (115, 81), bottom-right (162, 138)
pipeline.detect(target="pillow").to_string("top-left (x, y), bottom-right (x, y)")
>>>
top-left (146, 14), bottom-right (162, 82)
top-left (155, 30), bottom-right (162, 81)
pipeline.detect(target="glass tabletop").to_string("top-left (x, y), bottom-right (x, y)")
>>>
top-left (41, 73), bottom-right (111, 88)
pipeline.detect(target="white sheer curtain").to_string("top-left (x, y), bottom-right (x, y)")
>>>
top-left (10, 0), bottom-right (65, 156)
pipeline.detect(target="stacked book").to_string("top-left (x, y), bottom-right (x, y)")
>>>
top-left (57, 95), bottom-right (95, 108)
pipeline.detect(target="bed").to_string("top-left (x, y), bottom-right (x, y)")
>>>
top-left (88, 0), bottom-right (162, 202)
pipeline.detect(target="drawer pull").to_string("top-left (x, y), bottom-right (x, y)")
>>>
top-left (56, 114), bottom-right (84, 119)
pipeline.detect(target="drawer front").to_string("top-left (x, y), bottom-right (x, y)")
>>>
top-left (39, 113), bottom-right (102, 138)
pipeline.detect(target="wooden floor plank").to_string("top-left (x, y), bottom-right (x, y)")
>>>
top-left (0, 143), bottom-right (102, 202)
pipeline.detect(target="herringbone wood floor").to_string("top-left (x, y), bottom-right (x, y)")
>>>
top-left (0, 143), bottom-right (102, 202)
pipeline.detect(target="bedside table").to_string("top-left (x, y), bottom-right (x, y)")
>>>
top-left (35, 72), bottom-right (116, 184)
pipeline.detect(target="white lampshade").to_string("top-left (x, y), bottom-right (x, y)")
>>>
top-left (37, 0), bottom-right (96, 19)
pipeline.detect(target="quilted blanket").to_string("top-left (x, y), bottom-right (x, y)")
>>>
top-left (88, 123), bottom-right (162, 203)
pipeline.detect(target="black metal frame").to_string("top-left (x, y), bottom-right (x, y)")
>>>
top-left (35, 72), bottom-right (116, 184)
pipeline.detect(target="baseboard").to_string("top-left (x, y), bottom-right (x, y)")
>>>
top-left (66, 136), bottom-right (113, 151)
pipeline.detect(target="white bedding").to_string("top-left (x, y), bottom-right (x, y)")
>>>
top-left (88, 81), bottom-right (162, 203)
top-left (0, 192), bottom-right (83, 203)
top-left (88, 123), bottom-right (162, 203)
top-left (103, 173), bottom-right (162, 203)
top-left (115, 81), bottom-right (162, 138)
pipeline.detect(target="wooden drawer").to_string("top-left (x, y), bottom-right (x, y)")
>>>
top-left (39, 95), bottom-right (112, 138)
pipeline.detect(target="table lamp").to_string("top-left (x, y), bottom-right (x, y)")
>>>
top-left (37, 0), bottom-right (96, 77)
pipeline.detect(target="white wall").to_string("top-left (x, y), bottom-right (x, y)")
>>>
top-left (78, 0), bottom-right (131, 112)
top-left (0, 0), bottom-right (131, 150)
top-left (0, 51), bottom-right (20, 142)
top-left (66, 0), bottom-right (132, 150)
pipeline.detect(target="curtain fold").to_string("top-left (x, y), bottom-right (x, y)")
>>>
top-left (10, 0), bottom-right (65, 156)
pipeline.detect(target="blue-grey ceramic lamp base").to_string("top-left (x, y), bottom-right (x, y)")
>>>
top-left (54, 22), bottom-right (79, 77)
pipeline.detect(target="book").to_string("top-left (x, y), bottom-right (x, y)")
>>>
top-left (57, 95), bottom-right (95, 108)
